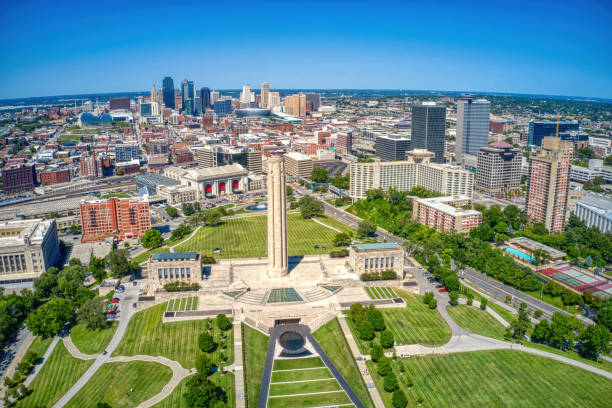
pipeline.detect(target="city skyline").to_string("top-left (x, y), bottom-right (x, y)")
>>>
top-left (1, 0), bottom-right (611, 99)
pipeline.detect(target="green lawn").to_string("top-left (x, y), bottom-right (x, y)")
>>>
top-left (367, 350), bottom-right (612, 408)
top-left (113, 302), bottom-right (233, 369)
top-left (176, 214), bottom-right (353, 258)
top-left (345, 291), bottom-right (451, 353)
top-left (17, 342), bottom-right (93, 408)
top-left (57, 134), bottom-right (81, 144)
top-left (269, 378), bottom-right (341, 396)
top-left (313, 319), bottom-right (373, 407)
top-left (65, 361), bottom-right (172, 408)
top-left (26, 336), bottom-right (53, 357)
top-left (131, 247), bottom-right (170, 264)
top-left (244, 324), bottom-right (269, 406)
top-left (522, 341), bottom-right (612, 374)
top-left (70, 322), bottom-right (118, 354)
top-left (365, 286), bottom-right (397, 299)
top-left (273, 356), bottom-right (325, 370)
top-left (485, 301), bottom-right (517, 325)
top-left (152, 372), bottom-right (235, 408)
top-left (446, 304), bottom-right (508, 340)
top-left (271, 368), bottom-right (332, 382)
top-left (267, 391), bottom-right (351, 408)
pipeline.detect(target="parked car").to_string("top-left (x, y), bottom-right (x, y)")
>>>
top-left (110, 298), bottom-right (119, 304)
top-left (438, 288), bottom-right (448, 293)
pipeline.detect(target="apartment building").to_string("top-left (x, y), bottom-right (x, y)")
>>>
top-left (412, 196), bottom-right (482, 233)
top-left (80, 197), bottom-right (151, 242)
top-left (284, 152), bottom-right (313, 178)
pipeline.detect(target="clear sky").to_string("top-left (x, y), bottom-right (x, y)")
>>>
top-left (1, 0), bottom-right (611, 99)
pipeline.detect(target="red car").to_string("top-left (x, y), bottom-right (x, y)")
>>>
top-left (107, 310), bottom-right (116, 315)
top-left (438, 288), bottom-right (448, 293)
top-left (110, 298), bottom-right (119, 304)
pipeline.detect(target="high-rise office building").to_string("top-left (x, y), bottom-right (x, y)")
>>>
top-left (411, 102), bottom-right (446, 163)
top-left (210, 91), bottom-right (220, 105)
top-left (375, 135), bottom-right (411, 162)
top-left (336, 132), bottom-right (353, 154)
top-left (284, 93), bottom-right (306, 116)
top-left (200, 87), bottom-right (211, 111)
top-left (305, 93), bottom-right (322, 111)
top-left (109, 97), bottom-right (130, 111)
top-left (162, 76), bottom-right (175, 108)
top-left (260, 83), bottom-right (269, 108)
top-left (213, 99), bottom-right (233, 116)
top-left (268, 92), bottom-right (280, 110)
top-left (456, 95), bottom-right (491, 162)
top-left (525, 137), bottom-right (573, 233)
top-left (181, 79), bottom-right (195, 113)
top-left (240, 84), bottom-right (252, 104)
top-left (527, 121), bottom-right (579, 147)
top-left (476, 141), bottom-right (521, 193)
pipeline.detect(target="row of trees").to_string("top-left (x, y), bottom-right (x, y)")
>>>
top-left (349, 303), bottom-right (395, 347)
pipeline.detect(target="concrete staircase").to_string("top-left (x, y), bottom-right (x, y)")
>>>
top-left (236, 290), bottom-right (268, 305)
top-left (301, 287), bottom-right (333, 302)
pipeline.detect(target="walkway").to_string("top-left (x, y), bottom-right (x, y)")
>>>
top-left (23, 336), bottom-right (60, 387)
top-left (169, 225), bottom-right (202, 253)
top-left (232, 321), bottom-right (246, 408)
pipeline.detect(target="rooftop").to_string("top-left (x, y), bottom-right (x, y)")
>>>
top-left (353, 242), bottom-right (401, 252)
top-left (0, 218), bottom-right (56, 247)
top-left (151, 252), bottom-right (199, 261)
top-left (509, 237), bottom-right (566, 258)
top-left (416, 195), bottom-right (481, 217)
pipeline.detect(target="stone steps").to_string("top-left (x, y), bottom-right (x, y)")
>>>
top-left (237, 290), bottom-right (268, 305)
top-left (301, 287), bottom-right (333, 302)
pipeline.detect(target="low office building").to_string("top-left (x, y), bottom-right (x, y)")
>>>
top-left (574, 193), bottom-right (612, 233)
top-left (349, 149), bottom-right (474, 199)
top-left (506, 236), bottom-right (566, 263)
top-left (147, 252), bottom-right (202, 288)
top-left (157, 184), bottom-right (198, 205)
top-left (349, 243), bottom-right (405, 278)
top-left (413, 196), bottom-right (482, 233)
top-left (284, 152), bottom-right (313, 178)
top-left (0, 219), bottom-right (61, 283)
top-left (163, 164), bottom-right (249, 199)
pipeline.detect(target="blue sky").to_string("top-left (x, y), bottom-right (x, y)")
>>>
top-left (1, 0), bottom-right (611, 99)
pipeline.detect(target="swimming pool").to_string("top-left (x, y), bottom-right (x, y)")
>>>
top-left (505, 247), bottom-right (535, 262)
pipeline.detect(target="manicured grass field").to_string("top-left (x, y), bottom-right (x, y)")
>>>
top-left (345, 291), bottom-right (451, 353)
top-left (446, 304), bottom-right (508, 340)
top-left (167, 296), bottom-right (198, 311)
top-left (113, 302), bottom-right (233, 369)
top-left (267, 391), bottom-right (351, 408)
top-left (313, 319), bottom-right (373, 407)
top-left (522, 341), bottom-right (612, 374)
top-left (243, 324), bottom-right (269, 406)
top-left (269, 378), bottom-right (341, 396)
top-left (273, 356), bottom-right (325, 370)
top-left (17, 342), bottom-right (93, 408)
top-left (131, 247), bottom-right (170, 264)
top-left (486, 300), bottom-right (517, 325)
top-left (152, 372), bottom-right (235, 408)
top-left (65, 361), bottom-right (172, 408)
top-left (365, 286), bottom-right (398, 299)
top-left (26, 336), bottom-right (53, 357)
top-left (70, 322), bottom-right (118, 354)
top-left (176, 214), bottom-right (352, 258)
top-left (271, 368), bottom-right (332, 382)
top-left (367, 350), bottom-right (612, 408)
top-left (57, 134), bottom-right (81, 144)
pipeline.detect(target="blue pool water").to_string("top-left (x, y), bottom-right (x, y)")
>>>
top-left (505, 247), bottom-right (535, 262)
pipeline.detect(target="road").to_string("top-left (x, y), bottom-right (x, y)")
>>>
top-left (0, 327), bottom-right (33, 397)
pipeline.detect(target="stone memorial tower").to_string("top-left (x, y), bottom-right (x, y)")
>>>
top-left (267, 153), bottom-right (289, 277)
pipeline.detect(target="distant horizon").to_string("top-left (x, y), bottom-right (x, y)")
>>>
top-left (1, 87), bottom-right (611, 105)
top-left (1, 1), bottom-right (610, 100)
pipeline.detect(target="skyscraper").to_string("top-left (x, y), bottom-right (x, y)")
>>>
top-left (411, 102), bottom-right (446, 164)
top-left (527, 120), bottom-right (579, 146)
top-left (305, 92), bottom-right (322, 111)
top-left (162, 76), bottom-right (175, 109)
top-left (375, 135), bottom-right (411, 162)
top-left (525, 137), bottom-right (573, 233)
top-left (181, 79), bottom-right (195, 113)
top-left (260, 83), bottom-right (270, 108)
top-left (284, 93), bottom-right (306, 116)
top-left (240, 84), bottom-right (252, 105)
top-left (476, 141), bottom-right (521, 193)
top-left (200, 87), bottom-right (211, 111)
top-left (456, 95), bottom-right (491, 162)
top-left (268, 92), bottom-right (280, 110)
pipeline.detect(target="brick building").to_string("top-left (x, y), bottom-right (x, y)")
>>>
top-left (80, 197), bottom-right (151, 242)
top-left (412, 195), bottom-right (482, 233)
top-left (109, 97), bottom-right (130, 111)
top-left (1, 165), bottom-right (36, 193)
top-left (40, 168), bottom-right (71, 185)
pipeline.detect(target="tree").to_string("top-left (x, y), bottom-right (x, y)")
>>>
top-left (107, 249), bottom-right (133, 278)
top-left (532, 249), bottom-right (548, 266)
top-left (377, 356), bottom-right (392, 376)
top-left (429, 299), bottom-right (437, 309)
top-left (141, 229), bottom-right (164, 249)
top-left (578, 324), bottom-right (611, 361)
top-left (448, 291), bottom-right (459, 306)
top-left (549, 312), bottom-right (581, 349)
top-left (184, 373), bottom-right (227, 408)
top-left (349, 303), bottom-right (368, 326)
top-left (392, 389), bottom-right (407, 408)
top-left (443, 274), bottom-right (460, 292)
top-left (182, 203), bottom-right (196, 216)
top-left (383, 373), bottom-right (399, 392)
top-left (69, 224), bottom-right (80, 234)
top-left (358, 321), bottom-right (375, 341)
top-left (166, 205), bottom-right (178, 218)
top-left (510, 309), bottom-right (531, 339)
top-left (467, 293), bottom-right (474, 305)
top-left (196, 354), bottom-right (213, 375)
top-left (26, 297), bottom-right (73, 337)
top-left (333, 232), bottom-right (351, 247)
top-left (310, 167), bottom-right (328, 183)
top-left (532, 319), bottom-right (551, 342)
top-left (77, 298), bottom-right (108, 330)
top-left (423, 292), bottom-right (434, 305)
top-left (297, 195), bottom-right (324, 219)
top-left (366, 306), bottom-right (385, 331)
top-left (480, 297), bottom-right (487, 310)
top-left (286, 185), bottom-right (293, 196)
top-left (370, 343), bottom-right (383, 362)
top-left (380, 329), bottom-right (395, 348)
top-left (198, 333), bottom-right (216, 353)
top-left (597, 298), bottom-right (612, 331)
top-left (215, 314), bottom-right (231, 331)
top-left (89, 256), bottom-right (107, 282)
top-left (171, 223), bottom-right (193, 241)
top-left (358, 221), bottom-right (376, 237)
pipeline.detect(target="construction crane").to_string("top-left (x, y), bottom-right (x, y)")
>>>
top-left (544, 114), bottom-right (590, 137)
